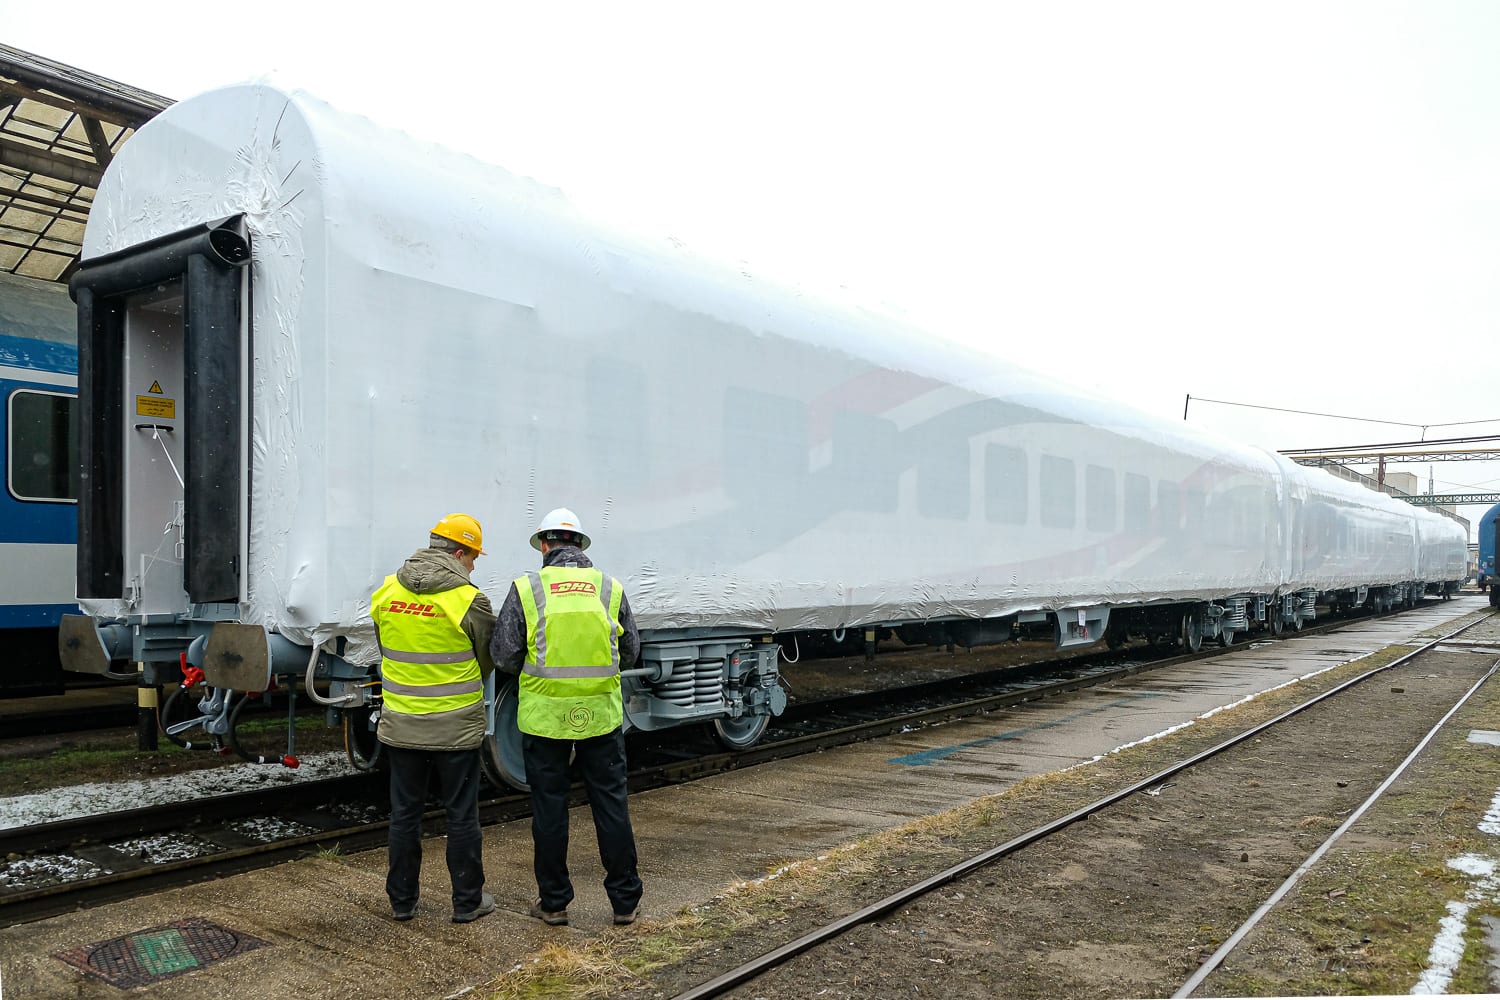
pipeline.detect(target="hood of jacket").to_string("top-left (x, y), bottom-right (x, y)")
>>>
top-left (395, 547), bottom-right (473, 594)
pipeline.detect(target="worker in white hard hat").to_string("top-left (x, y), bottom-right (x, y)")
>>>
top-left (370, 513), bottom-right (497, 924)
top-left (490, 506), bottom-right (644, 926)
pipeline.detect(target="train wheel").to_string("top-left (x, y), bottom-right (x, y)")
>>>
top-left (343, 707), bottom-right (384, 772)
top-left (1181, 611), bottom-right (1203, 653)
top-left (712, 712), bottom-right (770, 749)
top-left (1268, 614), bottom-right (1285, 636)
top-left (481, 676), bottom-right (529, 791)
top-left (1219, 627), bottom-right (1236, 648)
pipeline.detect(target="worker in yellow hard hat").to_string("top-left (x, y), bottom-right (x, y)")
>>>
top-left (370, 513), bottom-right (497, 924)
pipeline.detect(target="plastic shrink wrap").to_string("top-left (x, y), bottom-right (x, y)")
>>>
top-left (75, 84), bottom-right (1467, 662)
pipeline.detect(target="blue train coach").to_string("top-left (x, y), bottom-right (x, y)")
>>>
top-left (1, 270), bottom-right (78, 696)
top-left (1480, 501), bottom-right (1500, 609)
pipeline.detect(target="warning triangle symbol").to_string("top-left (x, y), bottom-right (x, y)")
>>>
top-left (148, 381), bottom-right (164, 394)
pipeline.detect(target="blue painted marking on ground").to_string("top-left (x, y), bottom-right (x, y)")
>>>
top-left (887, 691), bottom-right (1165, 767)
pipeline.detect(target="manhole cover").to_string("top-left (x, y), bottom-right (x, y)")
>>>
top-left (54, 917), bottom-right (267, 988)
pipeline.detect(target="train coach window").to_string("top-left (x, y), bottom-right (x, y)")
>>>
top-left (917, 434), bottom-right (970, 520)
top-left (1085, 464), bottom-right (1116, 533)
top-left (1157, 481), bottom-right (1181, 534)
top-left (585, 357), bottom-right (648, 487)
top-left (1123, 472), bottom-right (1151, 534)
top-left (1040, 455), bottom-right (1076, 529)
top-left (7, 389), bottom-right (78, 502)
top-left (984, 444), bottom-right (1027, 524)
top-left (1183, 488), bottom-right (1206, 534)
top-left (833, 411), bottom-right (899, 512)
top-left (1207, 490), bottom-right (1238, 543)
top-left (724, 388), bottom-right (808, 486)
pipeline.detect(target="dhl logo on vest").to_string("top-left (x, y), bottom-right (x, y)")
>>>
top-left (548, 580), bottom-right (598, 596)
top-left (387, 600), bottom-right (442, 617)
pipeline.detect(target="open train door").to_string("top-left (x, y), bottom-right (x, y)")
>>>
top-left (64, 218), bottom-right (251, 653)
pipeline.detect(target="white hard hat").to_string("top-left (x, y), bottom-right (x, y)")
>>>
top-left (530, 507), bottom-right (591, 551)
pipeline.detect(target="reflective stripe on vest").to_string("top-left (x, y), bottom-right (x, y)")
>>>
top-left (370, 574), bottom-right (482, 717)
top-left (514, 566), bottom-right (624, 739)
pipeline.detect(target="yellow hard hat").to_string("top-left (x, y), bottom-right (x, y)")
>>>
top-left (431, 513), bottom-right (485, 555)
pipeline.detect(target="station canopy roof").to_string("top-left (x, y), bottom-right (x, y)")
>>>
top-left (0, 42), bottom-right (170, 283)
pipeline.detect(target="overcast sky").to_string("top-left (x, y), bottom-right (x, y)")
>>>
top-left (5, 1), bottom-right (1498, 536)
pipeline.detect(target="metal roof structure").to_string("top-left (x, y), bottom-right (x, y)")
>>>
top-left (1282, 434), bottom-right (1500, 519)
top-left (0, 43), bottom-right (170, 283)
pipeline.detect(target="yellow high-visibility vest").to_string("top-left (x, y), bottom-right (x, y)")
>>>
top-left (514, 566), bottom-right (624, 739)
top-left (370, 576), bottom-right (482, 717)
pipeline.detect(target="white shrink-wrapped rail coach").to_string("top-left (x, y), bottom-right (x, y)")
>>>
top-left (58, 84), bottom-right (1468, 787)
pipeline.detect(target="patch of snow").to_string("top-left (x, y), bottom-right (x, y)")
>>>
top-left (0, 853), bottom-right (108, 889)
top-left (325, 801), bottom-right (384, 826)
top-left (1479, 787), bottom-right (1500, 836)
top-left (226, 816), bottom-right (318, 842)
top-left (0, 751), bottom-right (353, 830)
top-left (1413, 900), bottom-right (1471, 994)
top-left (1413, 854), bottom-right (1500, 993)
top-left (110, 833), bottom-right (216, 863)
top-left (1448, 854), bottom-right (1497, 879)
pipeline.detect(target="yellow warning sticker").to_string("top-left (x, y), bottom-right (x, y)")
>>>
top-left (147, 380), bottom-right (164, 394)
top-left (136, 395), bottom-right (176, 419)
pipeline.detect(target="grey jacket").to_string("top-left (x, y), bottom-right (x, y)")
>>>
top-left (374, 547), bottom-right (497, 751)
top-left (491, 545), bottom-right (641, 676)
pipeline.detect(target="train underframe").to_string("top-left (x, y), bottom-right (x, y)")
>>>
top-left (56, 578), bottom-right (1454, 788)
top-left (57, 614), bottom-right (789, 790)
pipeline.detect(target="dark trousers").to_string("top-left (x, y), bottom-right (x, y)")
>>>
top-left (386, 744), bottom-right (485, 914)
top-left (523, 728), bottom-right (642, 915)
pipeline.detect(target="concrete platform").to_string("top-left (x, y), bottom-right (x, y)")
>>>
top-left (0, 596), bottom-right (1487, 999)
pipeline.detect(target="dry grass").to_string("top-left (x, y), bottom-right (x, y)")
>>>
top-left (1205, 721), bottom-right (1500, 996)
top-left (478, 642), bottom-right (1431, 999)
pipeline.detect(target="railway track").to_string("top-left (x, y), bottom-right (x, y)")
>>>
top-left (663, 610), bottom-right (1498, 1000)
top-left (0, 599), bottom-right (1463, 927)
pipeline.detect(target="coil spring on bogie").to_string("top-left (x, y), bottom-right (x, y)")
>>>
top-left (1299, 592), bottom-right (1317, 617)
top-left (652, 672), bottom-right (696, 707)
top-left (693, 659), bottom-right (723, 705)
top-left (1223, 601), bottom-right (1249, 630)
top-left (651, 659), bottom-right (727, 707)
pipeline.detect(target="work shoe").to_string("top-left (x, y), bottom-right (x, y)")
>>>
top-left (613, 907), bottom-right (639, 926)
top-left (452, 892), bottom-right (496, 924)
top-left (529, 900), bottom-right (568, 925)
top-left (392, 903), bottom-right (417, 922)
